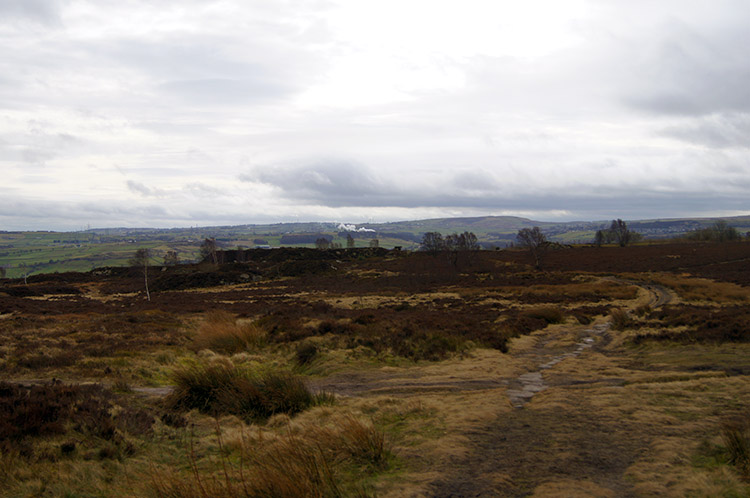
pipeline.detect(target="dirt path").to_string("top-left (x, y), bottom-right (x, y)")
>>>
top-left (427, 279), bottom-right (674, 496)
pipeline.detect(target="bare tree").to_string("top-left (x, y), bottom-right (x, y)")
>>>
top-left (163, 250), bottom-right (179, 266)
top-left (200, 238), bottom-right (218, 264)
top-left (517, 227), bottom-right (548, 269)
top-left (0, 266), bottom-right (5, 279)
top-left (130, 248), bottom-right (151, 301)
top-left (444, 231), bottom-right (480, 266)
top-left (609, 219), bottom-right (632, 247)
top-left (315, 237), bottom-right (330, 250)
top-left (369, 238), bottom-right (379, 248)
top-left (420, 232), bottom-right (445, 254)
top-left (346, 233), bottom-right (355, 248)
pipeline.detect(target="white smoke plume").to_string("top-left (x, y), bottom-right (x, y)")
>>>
top-left (337, 223), bottom-right (375, 232)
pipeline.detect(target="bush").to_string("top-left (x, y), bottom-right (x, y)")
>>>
top-left (521, 306), bottom-right (564, 324)
top-left (193, 311), bottom-right (265, 354)
top-left (165, 363), bottom-right (324, 421)
top-left (0, 381), bottom-right (153, 458)
top-left (610, 309), bottom-right (633, 330)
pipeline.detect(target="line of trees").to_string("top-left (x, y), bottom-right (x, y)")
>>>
top-left (686, 220), bottom-right (743, 242)
top-left (419, 231), bottom-right (480, 253)
top-left (595, 219), bottom-right (641, 247)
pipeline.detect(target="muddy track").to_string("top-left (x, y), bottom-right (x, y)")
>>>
top-left (638, 282), bottom-right (673, 307)
top-left (429, 320), bottom-right (642, 497)
top-left (603, 277), bottom-right (674, 308)
top-left (429, 281), bottom-right (675, 496)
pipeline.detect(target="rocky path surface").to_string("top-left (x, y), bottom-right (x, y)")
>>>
top-left (506, 322), bottom-right (609, 409)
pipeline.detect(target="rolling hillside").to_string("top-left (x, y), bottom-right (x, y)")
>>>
top-left (1, 215), bottom-right (749, 278)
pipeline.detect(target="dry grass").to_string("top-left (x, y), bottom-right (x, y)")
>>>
top-left (648, 274), bottom-right (749, 304)
top-left (151, 415), bottom-right (392, 497)
top-left (722, 417), bottom-right (750, 478)
top-left (193, 311), bottom-right (266, 354)
top-left (165, 362), bottom-right (329, 421)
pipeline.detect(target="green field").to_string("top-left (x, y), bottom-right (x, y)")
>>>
top-left (2, 215), bottom-right (749, 278)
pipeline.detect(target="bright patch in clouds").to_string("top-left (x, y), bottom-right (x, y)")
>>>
top-left (0, 0), bottom-right (748, 230)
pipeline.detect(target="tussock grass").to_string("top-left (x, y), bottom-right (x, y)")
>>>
top-left (193, 311), bottom-right (266, 354)
top-left (610, 308), bottom-right (633, 330)
top-left (151, 415), bottom-right (391, 497)
top-left (165, 363), bottom-right (328, 421)
top-left (722, 418), bottom-right (750, 478)
top-left (295, 341), bottom-right (319, 366)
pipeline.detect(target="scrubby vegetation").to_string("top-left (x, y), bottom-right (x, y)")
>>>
top-left (0, 242), bottom-right (749, 495)
top-left (165, 363), bottom-right (329, 421)
top-left (151, 415), bottom-right (392, 497)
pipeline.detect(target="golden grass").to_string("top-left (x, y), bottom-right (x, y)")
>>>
top-left (192, 311), bottom-right (266, 354)
top-left (150, 414), bottom-right (392, 498)
top-left (647, 274), bottom-right (749, 304)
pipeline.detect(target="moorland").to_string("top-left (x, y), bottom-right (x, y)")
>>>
top-left (1, 241), bottom-right (749, 497)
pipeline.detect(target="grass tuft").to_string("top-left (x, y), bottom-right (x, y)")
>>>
top-left (193, 311), bottom-right (266, 355)
top-left (722, 418), bottom-right (750, 478)
top-left (165, 363), bottom-right (326, 421)
top-left (295, 341), bottom-right (319, 366)
top-left (151, 415), bottom-right (391, 497)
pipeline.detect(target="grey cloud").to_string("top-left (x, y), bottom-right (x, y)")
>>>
top-left (0, 197), bottom-right (174, 231)
top-left (0, 0), bottom-right (64, 26)
top-left (240, 160), bottom-right (750, 222)
top-left (624, 20), bottom-right (750, 116)
top-left (126, 180), bottom-right (155, 196)
top-left (452, 170), bottom-right (500, 192)
top-left (243, 161), bottom-right (390, 201)
top-left (159, 78), bottom-right (294, 106)
top-left (183, 183), bottom-right (226, 196)
top-left (660, 113), bottom-right (750, 148)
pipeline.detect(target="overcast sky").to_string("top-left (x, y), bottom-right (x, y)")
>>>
top-left (1, 0), bottom-right (749, 230)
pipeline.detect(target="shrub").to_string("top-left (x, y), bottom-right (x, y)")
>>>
top-left (0, 381), bottom-right (153, 458)
top-left (165, 363), bottom-right (324, 421)
top-left (193, 311), bottom-right (265, 354)
top-left (610, 309), bottom-right (633, 330)
top-left (521, 306), bottom-right (564, 324)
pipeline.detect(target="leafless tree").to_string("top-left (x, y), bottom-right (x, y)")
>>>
top-left (609, 219), bottom-right (632, 247)
top-left (517, 227), bottom-right (548, 269)
top-left (200, 238), bottom-right (218, 263)
top-left (315, 237), bottom-right (330, 250)
top-left (346, 233), bottom-right (355, 248)
top-left (369, 238), bottom-right (379, 248)
top-left (130, 248), bottom-right (151, 301)
top-left (420, 232), bottom-right (445, 254)
top-left (163, 250), bottom-right (179, 266)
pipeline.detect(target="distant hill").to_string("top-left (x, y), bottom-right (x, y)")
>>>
top-left (1, 215), bottom-right (749, 278)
